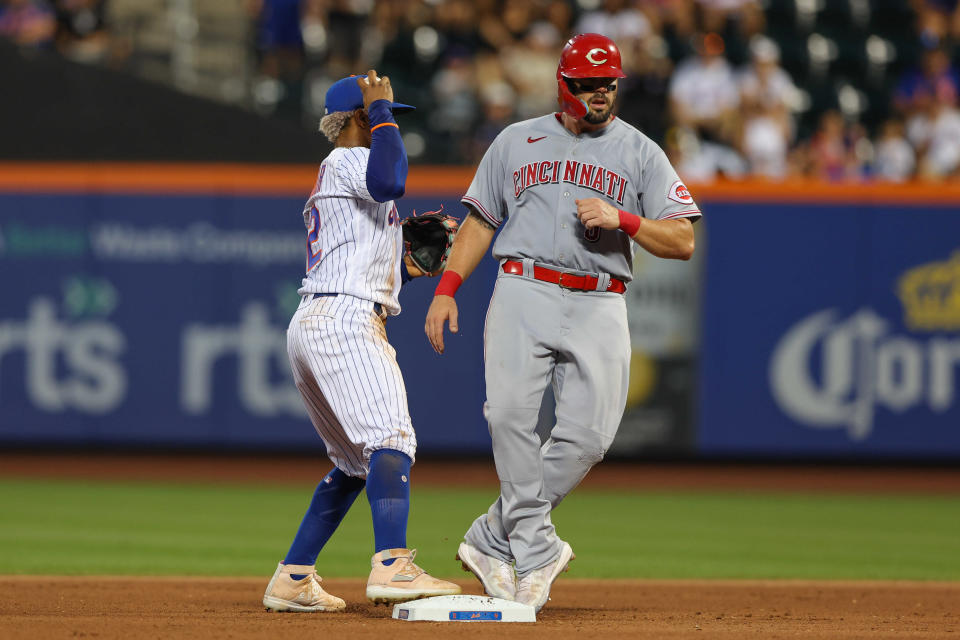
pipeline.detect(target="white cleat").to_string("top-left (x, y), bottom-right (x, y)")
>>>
top-left (262, 562), bottom-right (346, 612)
top-left (365, 548), bottom-right (461, 604)
top-left (514, 541), bottom-right (574, 612)
top-left (456, 542), bottom-right (517, 600)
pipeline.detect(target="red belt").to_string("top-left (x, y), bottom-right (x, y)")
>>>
top-left (501, 260), bottom-right (626, 294)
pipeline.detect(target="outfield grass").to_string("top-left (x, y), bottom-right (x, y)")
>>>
top-left (1, 478), bottom-right (958, 580)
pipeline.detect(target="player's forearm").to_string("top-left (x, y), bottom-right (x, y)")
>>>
top-left (443, 212), bottom-right (496, 281)
top-left (433, 213), bottom-right (495, 297)
top-left (366, 100), bottom-right (407, 202)
top-left (630, 217), bottom-right (695, 260)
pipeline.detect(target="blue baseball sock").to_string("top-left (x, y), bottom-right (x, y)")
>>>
top-left (283, 467), bottom-right (366, 578)
top-left (366, 449), bottom-right (412, 565)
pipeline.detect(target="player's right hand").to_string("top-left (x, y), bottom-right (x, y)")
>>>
top-left (357, 69), bottom-right (394, 108)
top-left (425, 295), bottom-right (458, 355)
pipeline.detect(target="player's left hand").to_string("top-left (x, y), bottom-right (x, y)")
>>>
top-left (404, 255), bottom-right (425, 278)
top-left (576, 198), bottom-right (620, 230)
top-left (401, 209), bottom-right (459, 276)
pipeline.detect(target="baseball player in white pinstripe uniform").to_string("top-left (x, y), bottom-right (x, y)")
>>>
top-left (262, 70), bottom-right (460, 612)
top-left (425, 34), bottom-right (700, 612)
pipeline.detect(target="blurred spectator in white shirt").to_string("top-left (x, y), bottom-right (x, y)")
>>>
top-left (735, 36), bottom-right (799, 179)
top-left (669, 32), bottom-right (739, 144)
top-left (740, 109), bottom-right (790, 179)
top-left (873, 118), bottom-right (916, 182)
top-left (738, 36), bottom-right (801, 126)
top-left (665, 125), bottom-right (748, 182)
top-left (922, 107), bottom-right (960, 178)
top-left (574, 0), bottom-right (652, 43)
top-left (907, 87), bottom-right (960, 179)
top-left (500, 21), bottom-right (561, 120)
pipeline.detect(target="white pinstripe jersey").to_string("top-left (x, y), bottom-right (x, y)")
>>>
top-left (299, 146), bottom-right (404, 315)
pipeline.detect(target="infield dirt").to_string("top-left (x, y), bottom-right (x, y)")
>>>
top-left (2, 576), bottom-right (958, 639)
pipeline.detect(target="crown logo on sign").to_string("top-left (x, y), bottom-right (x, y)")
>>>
top-left (896, 251), bottom-right (960, 331)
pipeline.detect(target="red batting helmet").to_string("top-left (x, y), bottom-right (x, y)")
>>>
top-left (557, 33), bottom-right (627, 119)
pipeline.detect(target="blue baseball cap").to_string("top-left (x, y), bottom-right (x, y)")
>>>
top-left (324, 76), bottom-right (416, 115)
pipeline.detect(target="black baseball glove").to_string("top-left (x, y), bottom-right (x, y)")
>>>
top-left (401, 207), bottom-right (459, 276)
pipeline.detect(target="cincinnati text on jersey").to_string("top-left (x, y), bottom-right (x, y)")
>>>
top-left (512, 160), bottom-right (629, 205)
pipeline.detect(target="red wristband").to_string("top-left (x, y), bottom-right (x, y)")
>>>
top-left (618, 209), bottom-right (642, 237)
top-left (434, 271), bottom-right (463, 298)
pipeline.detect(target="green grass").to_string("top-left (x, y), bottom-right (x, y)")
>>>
top-left (0, 478), bottom-right (958, 580)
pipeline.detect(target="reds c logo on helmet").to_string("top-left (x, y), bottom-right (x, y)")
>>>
top-left (557, 33), bottom-right (627, 119)
top-left (584, 48), bottom-right (608, 65)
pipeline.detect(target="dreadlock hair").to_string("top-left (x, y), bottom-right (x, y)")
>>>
top-left (319, 110), bottom-right (355, 143)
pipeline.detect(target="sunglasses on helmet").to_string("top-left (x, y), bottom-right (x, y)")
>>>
top-left (566, 78), bottom-right (618, 94)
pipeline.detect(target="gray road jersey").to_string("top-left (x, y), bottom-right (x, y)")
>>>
top-left (462, 114), bottom-right (702, 282)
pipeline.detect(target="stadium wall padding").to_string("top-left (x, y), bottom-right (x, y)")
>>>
top-left (699, 202), bottom-right (960, 458)
top-left (1, 166), bottom-right (958, 458)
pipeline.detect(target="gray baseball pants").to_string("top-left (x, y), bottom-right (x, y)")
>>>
top-left (464, 270), bottom-right (630, 576)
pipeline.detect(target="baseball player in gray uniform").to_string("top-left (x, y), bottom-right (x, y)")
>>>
top-left (425, 33), bottom-right (701, 612)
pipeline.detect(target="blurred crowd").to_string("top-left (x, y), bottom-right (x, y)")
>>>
top-left (0, 0), bottom-right (115, 62)
top-left (4, 0), bottom-right (960, 180)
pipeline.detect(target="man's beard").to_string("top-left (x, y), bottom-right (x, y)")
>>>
top-left (583, 93), bottom-right (617, 124)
